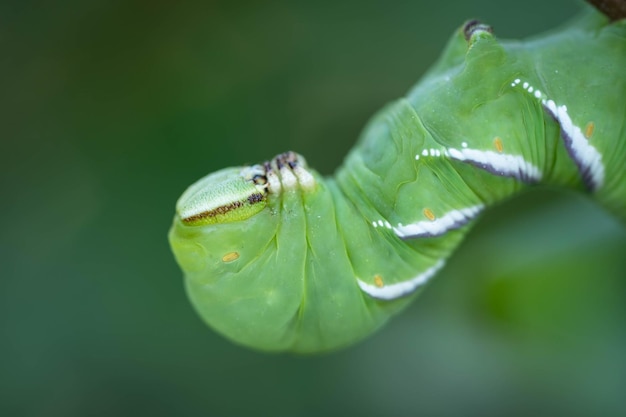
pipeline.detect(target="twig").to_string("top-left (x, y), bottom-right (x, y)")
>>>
top-left (586, 0), bottom-right (626, 21)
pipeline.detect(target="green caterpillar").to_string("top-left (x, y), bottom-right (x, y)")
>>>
top-left (169, 3), bottom-right (626, 353)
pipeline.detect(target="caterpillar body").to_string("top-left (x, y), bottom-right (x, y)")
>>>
top-left (169, 5), bottom-right (626, 353)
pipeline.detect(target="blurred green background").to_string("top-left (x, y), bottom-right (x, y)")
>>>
top-left (2, 0), bottom-right (626, 416)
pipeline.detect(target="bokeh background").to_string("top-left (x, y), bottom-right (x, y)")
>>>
top-left (2, 0), bottom-right (626, 415)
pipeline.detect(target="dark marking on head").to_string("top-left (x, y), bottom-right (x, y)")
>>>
top-left (247, 192), bottom-right (264, 204)
top-left (252, 174), bottom-right (267, 186)
top-left (182, 201), bottom-right (244, 223)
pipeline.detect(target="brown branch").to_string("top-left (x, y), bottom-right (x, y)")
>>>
top-left (586, 0), bottom-right (626, 21)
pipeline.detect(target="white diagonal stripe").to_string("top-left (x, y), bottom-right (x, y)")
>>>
top-left (542, 99), bottom-right (604, 191)
top-left (357, 260), bottom-right (445, 300)
top-left (448, 148), bottom-right (542, 182)
top-left (393, 205), bottom-right (484, 238)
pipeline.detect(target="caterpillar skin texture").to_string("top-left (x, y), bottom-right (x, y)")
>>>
top-left (169, 7), bottom-right (626, 353)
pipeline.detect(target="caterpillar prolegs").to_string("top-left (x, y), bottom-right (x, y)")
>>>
top-left (168, 4), bottom-right (626, 353)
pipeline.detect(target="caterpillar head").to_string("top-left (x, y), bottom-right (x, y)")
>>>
top-left (175, 165), bottom-right (269, 226)
top-left (169, 152), bottom-right (336, 352)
